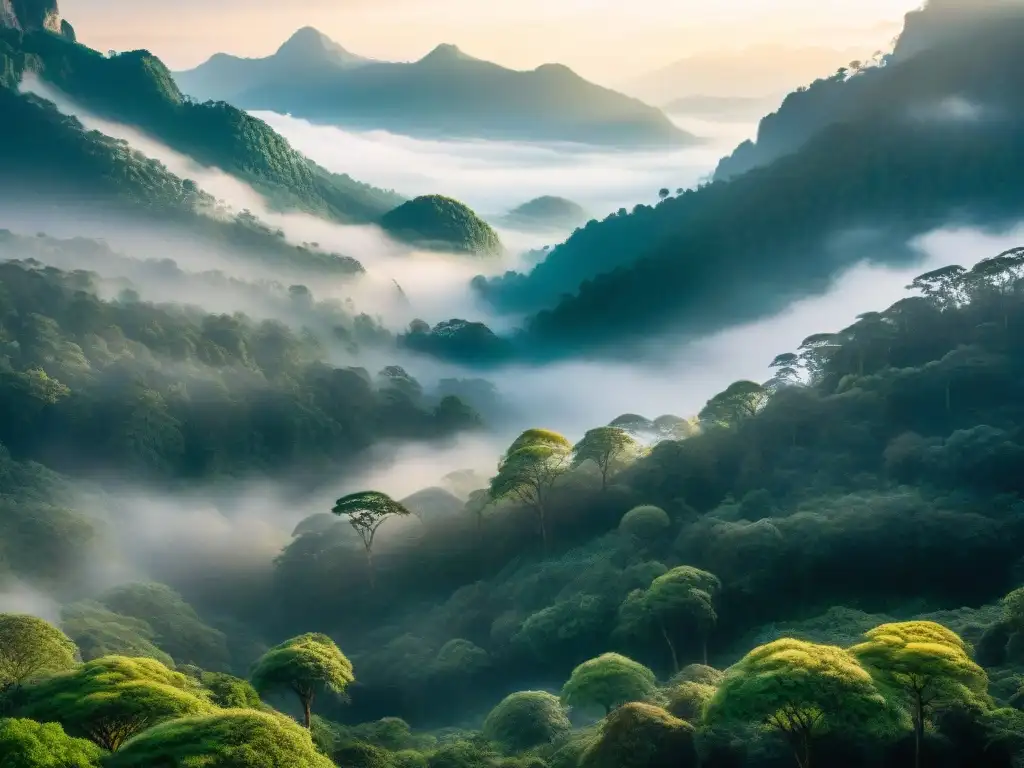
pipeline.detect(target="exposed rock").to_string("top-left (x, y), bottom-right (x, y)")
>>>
top-left (9, 0), bottom-right (63, 33)
top-left (59, 18), bottom-right (74, 41)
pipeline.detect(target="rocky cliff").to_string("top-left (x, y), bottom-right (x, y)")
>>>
top-left (2, 0), bottom-right (66, 34)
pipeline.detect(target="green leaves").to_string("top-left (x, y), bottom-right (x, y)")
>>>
top-left (0, 614), bottom-right (78, 686)
top-left (0, 718), bottom-right (102, 768)
top-left (380, 195), bottom-right (503, 256)
top-left (572, 427), bottom-right (638, 488)
top-left (482, 690), bottom-right (571, 751)
top-left (560, 653), bottom-right (657, 715)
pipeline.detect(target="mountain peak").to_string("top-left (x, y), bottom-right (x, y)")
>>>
top-left (275, 26), bottom-right (359, 64)
top-left (419, 43), bottom-right (472, 64)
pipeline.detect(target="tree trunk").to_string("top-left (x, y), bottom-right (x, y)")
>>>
top-left (364, 545), bottom-right (376, 590)
top-left (701, 633), bottom-right (709, 666)
top-left (537, 499), bottom-right (549, 553)
top-left (914, 695), bottom-right (924, 768)
top-left (302, 692), bottom-right (313, 729)
top-left (660, 625), bottom-right (679, 674)
top-left (600, 463), bottom-right (609, 491)
top-left (790, 733), bottom-right (811, 768)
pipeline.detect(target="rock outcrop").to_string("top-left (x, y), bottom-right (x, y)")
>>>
top-left (2, 0), bottom-right (68, 35)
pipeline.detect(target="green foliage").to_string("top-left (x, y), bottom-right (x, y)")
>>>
top-left (699, 381), bottom-right (770, 430)
top-left (560, 653), bottom-right (657, 715)
top-left (97, 584), bottom-right (229, 672)
top-left (0, 614), bottom-right (77, 686)
top-left (250, 633), bottom-right (354, 727)
top-left (17, 656), bottom-right (214, 751)
top-left (617, 505), bottom-right (671, 543)
top-left (482, 691), bottom-right (571, 752)
top-left (851, 621), bottom-right (991, 765)
top-left (578, 702), bottom-right (697, 768)
top-left (196, 672), bottom-right (265, 710)
top-left (572, 427), bottom-right (637, 489)
top-left (673, 664), bottom-right (725, 686)
top-left (381, 195), bottom-right (502, 256)
top-left (105, 709), bottom-right (336, 767)
top-left (333, 740), bottom-right (396, 768)
top-left (61, 601), bottom-right (174, 668)
top-left (705, 639), bottom-right (901, 768)
top-left (0, 718), bottom-right (102, 768)
top-left (664, 681), bottom-right (716, 721)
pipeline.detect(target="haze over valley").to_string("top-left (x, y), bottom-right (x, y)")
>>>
top-left (5, 2), bottom-right (1024, 768)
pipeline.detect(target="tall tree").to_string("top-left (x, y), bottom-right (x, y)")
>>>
top-left (490, 429), bottom-right (571, 550)
top-left (850, 621), bottom-right (990, 768)
top-left (332, 491), bottom-right (413, 588)
top-left (572, 426), bottom-right (638, 489)
top-left (250, 633), bottom-right (354, 729)
top-left (705, 639), bottom-right (899, 768)
top-left (0, 614), bottom-right (78, 687)
top-left (699, 381), bottom-right (769, 430)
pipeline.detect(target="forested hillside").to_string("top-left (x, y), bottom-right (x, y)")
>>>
top-left (5, 238), bottom-right (1024, 766)
top-left (471, 5), bottom-right (1024, 359)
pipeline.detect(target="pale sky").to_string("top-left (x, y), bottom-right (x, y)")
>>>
top-left (60, 0), bottom-right (920, 82)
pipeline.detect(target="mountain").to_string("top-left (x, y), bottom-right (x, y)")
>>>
top-left (451, 6), bottom-right (1024, 361)
top-left (713, 0), bottom-right (1024, 182)
top-left (502, 196), bottom-right (590, 231)
top-left (621, 44), bottom-right (870, 105)
top-left (173, 26), bottom-right (371, 103)
top-left (380, 195), bottom-right (502, 256)
top-left (174, 31), bottom-right (695, 147)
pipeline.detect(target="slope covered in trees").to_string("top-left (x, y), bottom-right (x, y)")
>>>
top-left (469, 7), bottom-right (1024, 359)
top-left (5, 243), bottom-right (1024, 766)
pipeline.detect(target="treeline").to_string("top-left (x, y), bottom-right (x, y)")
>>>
top-left (0, 253), bottom-right (481, 483)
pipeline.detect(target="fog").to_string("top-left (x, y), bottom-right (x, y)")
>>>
top-left (253, 110), bottom-right (756, 225)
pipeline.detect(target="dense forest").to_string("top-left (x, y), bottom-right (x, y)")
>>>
top-left (6, 230), bottom-right (1024, 766)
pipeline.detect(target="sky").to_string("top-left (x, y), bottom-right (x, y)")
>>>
top-left (60, 0), bottom-right (921, 83)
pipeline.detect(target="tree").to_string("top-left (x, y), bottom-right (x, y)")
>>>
top-left (0, 614), bottom-right (78, 686)
top-left (618, 505), bottom-right (671, 545)
top-left (0, 718), bottom-right (102, 768)
top-left (490, 429), bottom-right (572, 551)
top-left (658, 188), bottom-right (670, 200)
top-left (850, 621), bottom-right (990, 768)
top-left (104, 709), bottom-right (336, 768)
top-left (331, 491), bottom-right (413, 587)
top-left (698, 381), bottom-right (769, 429)
top-left (704, 639), bottom-right (899, 768)
top-left (579, 702), bottom-right (698, 768)
top-left (16, 656), bottom-right (214, 751)
top-left (61, 601), bottom-right (174, 668)
top-left (572, 427), bottom-right (638, 489)
top-left (482, 690), bottom-right (571, 751)
top-left (250, 633), bottom-right (354, 728)
top-left (609, 414), bottom-right (654, 437)
top-left (651, 414), bottom-right (694, 441)
top-left (617, 566), bottom-right (721, 671)
top-left (560, 653), bottom-right (657, 715)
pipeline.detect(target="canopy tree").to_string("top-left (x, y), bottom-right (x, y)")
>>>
top-left (617, 566), bottom-right (721, 671)
top-left (250, 633), bottom-right (354, 728)
top-left (851, 621), bottom-right (990, 768)
top-left (0, 614), bottom-right (78, 686)
top-left (704, 638), bottom-right (900, 768)
top-left (490, 429), bottom-right (572, 550)
top-left (618, 505), bottom-right (672, 546)
top-left (572, 426), bottom-right (638, 489)
top-left (560, 653), bottom-right (657, 716)
top-left (331, 491), bottom-right (413, 587)
top-left (0, 718), bottom-right (103, 768)
top-left (579, 702), bottom-right (698, 768)
top-left (698, 381), bottom-right (769, 430)
top-left (105, 709), bottom-right (336, 768)
top-left (482, 690), bottom-right (571, 752)
top-left (16, 656), bottom-right (214, 751)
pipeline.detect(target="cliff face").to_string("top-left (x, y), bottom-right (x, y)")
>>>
top-left (2, 0), bottom-right (64, 33)
top-left (892, 0), bottom-right (1024, 62)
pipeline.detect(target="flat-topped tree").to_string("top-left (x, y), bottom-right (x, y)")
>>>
top-left (490, 429), bottom-right (572, 551)
top-left (705, 639), bottom-right (900, 768)
top-left (560, 652), bottom-right (657, 716)
top-left (332, 491), bottom-right (412, 587)
top-left (0, 614), bottom-right (78, 687)
top-left (850, 621), bottom-right (990, 768)
top-left (250, 633), bottom-right (354, 729)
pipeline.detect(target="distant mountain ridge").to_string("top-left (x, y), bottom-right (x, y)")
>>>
top-left (174, 29), bottom-right (695, 147)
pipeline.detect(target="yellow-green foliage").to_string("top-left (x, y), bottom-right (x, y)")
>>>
top-left (665, 681), bottom-right (716, 721)
top-left (17, 655), bottom-right (216, 751)
top-left (851, 621), bottom-right (991, 723)
top-left (380, 195), bottom-right (502, 256)
top-left (251, 633), bottom-right (354, 726)
top-left (561, 653), bottom-right (657, 715)
top-left (0, 717), bottom-right (103, 767)
top-left (0, 614), bottom-right (78, 685)
top-left (705, 639), bottom-right (901, 751)
top-left (105, 709), bottom-right (336, 767)
top-left (579, 703), bottom-right (697, 768)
